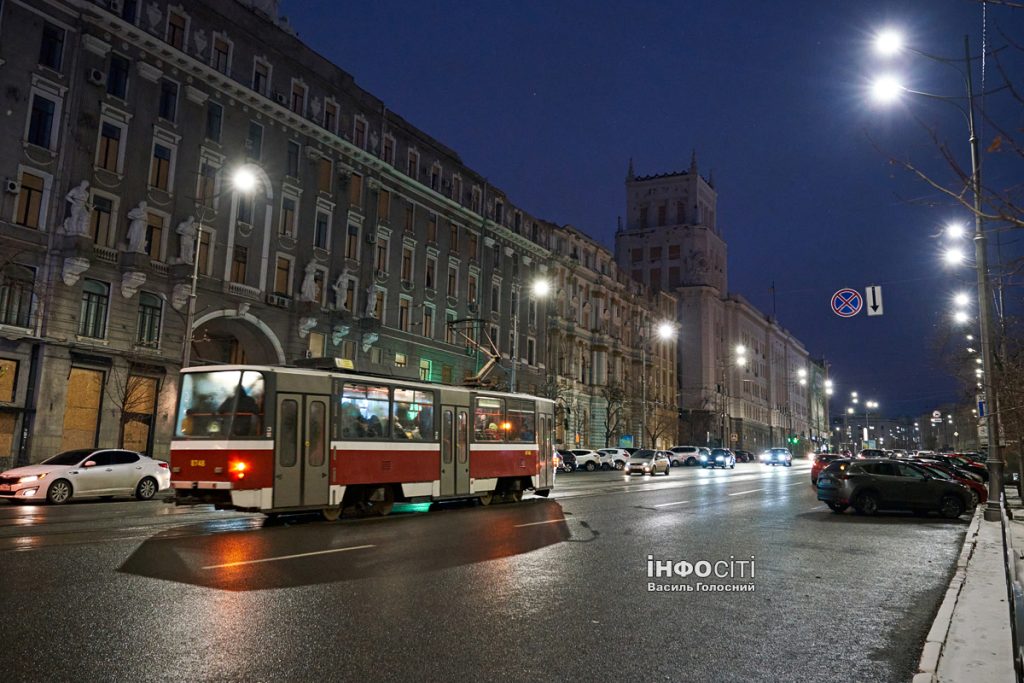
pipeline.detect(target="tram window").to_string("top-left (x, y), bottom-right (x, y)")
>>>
top-left (175, 370), bottom-right (265, 439)
top-left (308, 400), bottom-right (326, 466)
top-left (279, 399), bottom-right (298, 467)
top-left (392, 388), bottom-right (435, 441)
top-left (506, 398), bottom-right (536, 442)
top-left (339, 383), bottom-right (390, 439)
top-left (442, 410), bottom-right (453, 464)
top-left (474, 396), bottom-right (504, 441)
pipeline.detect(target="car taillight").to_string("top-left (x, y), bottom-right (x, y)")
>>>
top-left (158, 461), bottom-right (169, 469)
top-left (229, 460), bottom-right (248, 480)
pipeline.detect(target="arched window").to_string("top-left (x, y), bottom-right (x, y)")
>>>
top-left (137, 292), bottom-right (162, 348)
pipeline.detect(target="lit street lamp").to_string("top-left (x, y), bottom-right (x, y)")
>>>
top-left (509, 277), bottom-right (550, 393)
top-left (639, 320), bottom-right (676, 448)
top-left (869, 27), bottom-right (1004, 519)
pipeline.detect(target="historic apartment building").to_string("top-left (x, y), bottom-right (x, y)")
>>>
top-left (614, 156), bottom-right (829, 451)
top-left (0, 0), bottom-right (676, 466)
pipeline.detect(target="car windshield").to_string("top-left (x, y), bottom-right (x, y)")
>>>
top-left (771, 448), bottom-right (789, 454)
top-left (922, 466), bottom-right (952, 480)
top-left (632, 450), bottom-right (655, 459)
top-left (42, 449), bottom-right (93, 466)
top-left (175, 370), bottom-right (266, 439)
top-left (711, 449), bottom-right (728, 456)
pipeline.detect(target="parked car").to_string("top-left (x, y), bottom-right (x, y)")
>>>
top-left (624, 450), bottom-right (671, 476)
top-left (555, 450), bottom-right (577, 472)
top-left (857, 448), bottom-right (888, 459)
top-left (914, 461), bottom-right (988, 507)
top-left (0, 448), bottom-right (170, 505)
top-left (927, 454), bottom-right (989, 482)
top-left (702, 448), bottom-right (736, 469)
top-left (810, 453), bottom-right (845, 486)
top-left (597, 448), bottom-right (630, 471)
top-left (760, 447), bottom-right (793, 467)
top-left (668, 446), bottom-right (701, 467)
top-left (816, 458), bottom-right (974, 518)
top-left (734, 449), bottom-right (755, 463)
top-left (567, 449), bottom-right (603, 472)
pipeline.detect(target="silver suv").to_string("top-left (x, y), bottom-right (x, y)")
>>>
top-left (668, 445), bottom-right (701, 467)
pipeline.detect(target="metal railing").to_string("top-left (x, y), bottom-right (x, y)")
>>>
top-left (999, 493), bottom-right (1024, 682)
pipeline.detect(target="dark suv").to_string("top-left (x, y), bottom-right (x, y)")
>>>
top-left (816, 458), bottom-right (974, 518)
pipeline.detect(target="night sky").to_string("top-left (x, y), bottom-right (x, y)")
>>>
top-left (283, 0), bottom-right (1024, 417)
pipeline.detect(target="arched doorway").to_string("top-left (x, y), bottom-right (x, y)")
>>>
top-left (191, 310), bottom-right (286, 366)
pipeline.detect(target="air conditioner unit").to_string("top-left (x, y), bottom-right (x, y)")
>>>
top-left (3, 179), bottom-right (19, 194)
top-left (273, 91), bottom-right (287, 105)
top-left (87, 68), bottom-right (106, 87)
top-left (304, 349), bottom-right (313, 359)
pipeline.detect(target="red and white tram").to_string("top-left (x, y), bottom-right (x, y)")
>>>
top-left (170, 364), bottom-right (556, 518)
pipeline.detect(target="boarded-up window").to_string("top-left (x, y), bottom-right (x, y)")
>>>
top-left (0, 412), bottom-right (16, 458)
top-left (0, 359), bottom-right (16, 401)
top-left (122, 375), bottom-right (157, 454)
top-left (61, 368), bottom-right (103, 451)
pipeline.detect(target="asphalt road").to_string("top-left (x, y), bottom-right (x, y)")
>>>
top-left (0, 460), bottom-right (967, 682)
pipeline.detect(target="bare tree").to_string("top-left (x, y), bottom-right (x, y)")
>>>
top-left (104, 356), bottom-right (159, 451)
top-left (600, 381), bottom-right (627, 447)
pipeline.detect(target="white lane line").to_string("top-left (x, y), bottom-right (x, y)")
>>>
top-left (202, 544), bottom-right (375, 569)
top-left (514, 519), bottom-right (565, 528)
top-left (653, 500), bottom-right (690, 508)
top-left (728, 488), bottom-right (763, 496)
top-left (787, 482), bottom-right (810, 487)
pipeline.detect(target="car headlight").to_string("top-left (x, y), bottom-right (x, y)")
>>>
top-left (716, 455), bottom-right (724, 461)
top-left (18, 473), bottom-right (46, 483)
top-left (700, 454), bottom-right (707, 461)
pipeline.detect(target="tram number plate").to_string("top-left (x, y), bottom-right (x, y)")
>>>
top-left (0, 484), bottom-right (9, 491)
top-left (190, 459), bottom-right (206, 467)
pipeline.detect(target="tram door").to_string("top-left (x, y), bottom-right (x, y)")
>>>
top-left (536, 414), bottom-right (552, 490)
top-left (440, 406), bottom-right (471, 497)
top-left (275, 394), bottom-right (330, 508)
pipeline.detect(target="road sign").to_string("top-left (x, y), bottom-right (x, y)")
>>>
top-left (977, 394), bottom-right (986, 418)
top-left (932, 410), bottom-right (941, 418)
top-left (865, 285), bottom-right (883, 316)
top-left (831, 288), bottom-right (863, 318)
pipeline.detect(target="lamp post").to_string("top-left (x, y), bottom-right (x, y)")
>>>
top-left (509, 277), bottom-right (549, 394)
top-left (720, 344), bottom-right (747, 448)
top-left (181, 166), bottom-right (261, 368)
top-left (639, 320), bottom-right (675, 449)
top-left (870, 29), bottom-right (1003, 519)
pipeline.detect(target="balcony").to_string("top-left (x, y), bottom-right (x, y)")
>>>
top-left (225, 281), bottom-right (262, 300)
top-left (94, 246), bottom-right (118, 265)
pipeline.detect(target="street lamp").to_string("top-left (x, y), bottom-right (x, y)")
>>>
top-left (719, 343), bottom-right (747, 448)
top-left (182, 166), bottom-right (262, 368)
top-left (509, 276), bottom-right (550, 393)
top-left (870, 28), bottom-right (1004, 520)
top-left (639, 319), bottom-right (676, 448)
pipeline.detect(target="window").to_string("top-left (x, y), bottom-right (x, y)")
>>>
top-left (399, 298), bottom-right (411, 332)
top-left (491, 283), bottom-right (500, 312)
top-left (308, 332), bottom-right (325, 359)
top-left (374, 236), bottom-right (388, 273)
top-left (166, 11), bottom-right (187, 50)
top-left (449, 223), bottom-right (459, 252)
top-left (394, 387), bottom-right (433, 439)
top-left (422, 305), bottom-right (434, 338)
top-left (426, 213), bottom-right (437, 242)
top-left (474, 397), bottom-right (505, 441)
top-left (90, 195), bottom-right (113, 246)
top-left (372, 289), bottom-right (384, 319)
top-left (425, 256), bottom-right (436, 289)
top-left (430, 164), bottom-right (441, 191)
top-left (212, 36), bottom-right (231, 74)
top-left (286, 141), bottom-right (300, 177)
top-left (149, 144), bottom-right (172, 190)
top-left (467, 232), bottom-right (478, 260)
top-left (246, 121), bottom-right (262, 159)
top-left (205, 102), bottom-right (223, 142)
top-left (158, 80), bottom-right (178, 122)
top-left (677, 201), bottom-right (686, 223)
top-left (280, 197), bottom-right (296, 236)
top-left (657, 205), bottom-right (666, 226)
top-left (274, 256), bottom-right (291, 295)
top-left (39, 22), bottom-right (65, 71)
top-left (197, 161), bottom-right (217, 208)
top-left (650, 246), bottom-right (662, 261)
top-left (377, 189), bottom-right (390, 222)
top-left (401, 246), bottom-right (413, 281)
top-left (339, 383), bottom-right (390, 439)
top-left (407, 149), bottom-right (419, 179)
top-left (137, 292), bottom-right (162, 347)
top-left (317, 158), bottom-right (332, 193)
top-left (669, 244), bottom-right (680, 260)
top-left (354, 118), bottom-right (366, 148)
top-left (639, 207), bottom-right (648, 228)
top-left (445, 311), bottom-right (457, 344)
top-left (231, 246), bottom-right (247, 283)
top-left (313, 211), bottom-right (329, 249)
top-left (527, 338), bottom-right (536, 366)
top-left (494, 200), bottom-right (504, 224)
top-left (492, 243), bottom-right (501, 269)
top-left (107, 54), bottom-right (129, 98)
top-left (452, 175), bottom-right (462, 203)
top-left (79, 279), bottom-right (109, 339)
top-left (345, 224), bottom-right (359, 259)
top-left (442, 365), bottom-right (453, 384)
top-left (349, 173), bottom-right (363, 208)
top-left (383, 135), bottom-right (394, 165)
top-left (471, 186), bottom-right (482, 213)
top-left (394, 353), bottom-right (407, 368)
top-left (120, 0), bottom-right (138, 22)
top-left (0, 266), bottom-right (35, 328)
top-left (631, 248), bottom-right (642, 263)
top-left (97, 123), bottom-right (121, 172)
top-left (447, 265), bottom-right (457, 296)
top-left (324, 100), bottom-right (337, 132)
top-left (15, 172), bottom-right (45, 229)
top-left (27, 94), bottom-right (55, 148)
top-left (252, 59), bottom-right (269, 95)
top-left (468, 274), bottom-right (478, 303)
top-left (506, 398), bottom-right (536, 442)
top-left (290, 80), bottom-right (306, 115)
top-left (145, 211), bottom-right (164, 259)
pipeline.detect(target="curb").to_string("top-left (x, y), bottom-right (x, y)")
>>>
top-left (911, 508), bottom-right (984, 683)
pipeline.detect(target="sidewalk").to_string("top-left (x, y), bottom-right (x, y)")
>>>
top-left (914, 493), bottom-right (1018, 682)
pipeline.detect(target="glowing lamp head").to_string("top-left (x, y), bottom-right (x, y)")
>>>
top-left (943, 247), bottom-right (965, 267)
top-left (531, 278), bottom-right (551, 298)
top-left (501, 422), bottom-right (511, 431)
top-left (953, 292), bottom-right (970, 307)
top-left (735, 345), bottom-right (747, 356)
top-left (736, 356), bottom-right (747, 367)
top-left (875, 30), bottom-right (903, 55)
top-left (871, 75), bottom-right (902, 104)
top-left (233, 168), bottom-right (258, 193)
top-left (953, 310), bottom-right (970, 324)
top-left (656, 322), bottom-right (675, 340)
top-left (946, 223), bottom-right (966, 239)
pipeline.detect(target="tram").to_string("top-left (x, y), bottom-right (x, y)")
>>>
top-left (170, 364), bottom-right (556, 519)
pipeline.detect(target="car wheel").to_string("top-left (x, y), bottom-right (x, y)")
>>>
top-left (46, 479), bottom-right (73, 505)
top-left (686, 457), bottom-right (697, 466)
top-left (826, 502), bottom-right (848, 513)
top-left (701, 464), bottom-right (708, 469)
top-left (940, 495), bottom-right (965, 519)
top-left (784, 461), bottom-right (792, 467)
top-left (969, 491), bottom-right (979, 507)
top-left (615, 461), bottom-right (625, 471)
top-left (670, 460), bottom-right (678, 467)
top-left (854, 491), bottom-right (879, 516)
top-left (663, 467), bottom-right (669, 476)
top-left (135, 477), bottom-right (158, 501)
top-left (585, 461), bottom-right (597, 472)
top-left (730, 461), bottom-right (735, 469)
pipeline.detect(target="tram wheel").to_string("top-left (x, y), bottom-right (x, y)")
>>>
top-left (364, 486), bottom-right (394, 516)
top-left (320, 505), bottom-right (342, 522)
top-left (478, 492), bottom-right (494, 506)
top-left (509, 490), bottom-right (524, 503)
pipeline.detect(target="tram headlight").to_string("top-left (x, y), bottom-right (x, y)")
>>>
top-left (229, 460), bottom-right (248, 480)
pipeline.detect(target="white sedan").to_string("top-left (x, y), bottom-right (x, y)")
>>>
top-left (0, 448), bottom-right (170, 504)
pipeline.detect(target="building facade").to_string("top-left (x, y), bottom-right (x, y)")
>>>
top-left (614, 157), bottom-right (825, 451)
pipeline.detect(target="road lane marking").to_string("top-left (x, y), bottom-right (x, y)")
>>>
top-left (202, 544), bottom-right (375, 569)
top-left (653, 500), bottom-right (690, 508)
top-left (728, 488), bottom-right (763, 496)
top-left (787, 482), bottom-right (809, 487)
top-left (514, 519), bottom-right (565, 527)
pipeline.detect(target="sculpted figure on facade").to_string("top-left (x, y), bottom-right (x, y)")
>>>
top-left (300, 262), bottom-right (319, 303)
top-left (61, 181), bottom-right (91, 236)
top-left (364, 284), bottom-right (378, 317)
top-left (176, 216), bottom-right (197, 264)
top-left (331, 268), bottom-right (350, 311)
top-left (126, 202), bottom-right (149, 254)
